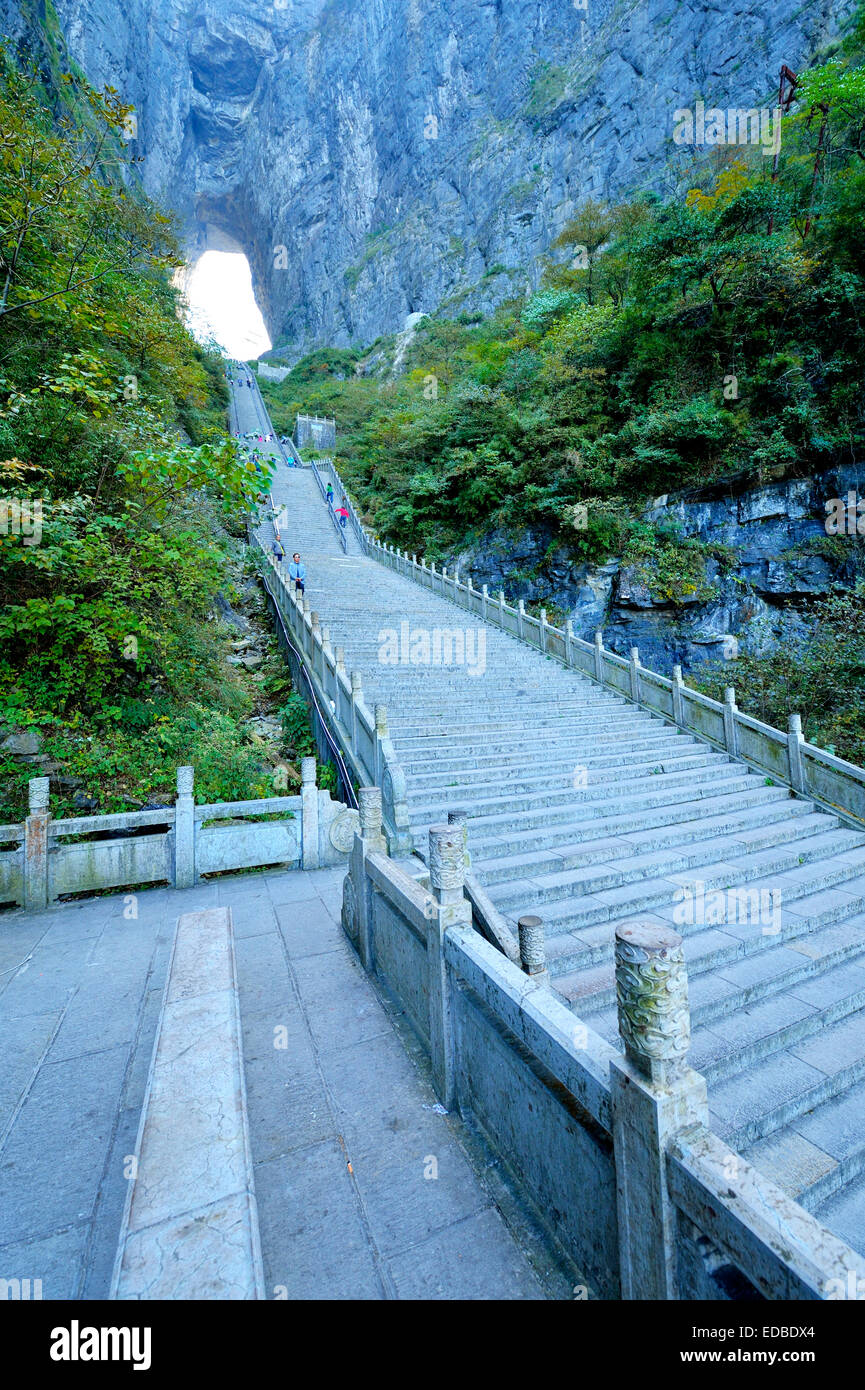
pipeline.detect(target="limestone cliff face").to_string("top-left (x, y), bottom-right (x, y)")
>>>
top-left (2, 0), bottom-right (853, 354)
top-left (451, 464), bottom-right (865, 672)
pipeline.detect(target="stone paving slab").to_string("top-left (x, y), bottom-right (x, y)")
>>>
top-left (0, 863), bottom-right (553, 1299)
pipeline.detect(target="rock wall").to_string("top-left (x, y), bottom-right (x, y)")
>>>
top-left (2, 0), bottom-right (854, 355)
top-left (452, 465), bottom-right (865, 675)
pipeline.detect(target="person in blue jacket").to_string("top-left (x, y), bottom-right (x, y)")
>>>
top-left (288, 553), bottom-right (306, 594)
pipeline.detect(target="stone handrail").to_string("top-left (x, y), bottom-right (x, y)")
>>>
top-left (1, 761), bottom-right (351, 910)
top-left (308, 456), bottom-right (347, 552)
top-left (357, 536), bottom-right (865, 829)
top-left (257, 546), bottom-right (413, 855)
top-left (342, 806), bottom-right (865, 1300)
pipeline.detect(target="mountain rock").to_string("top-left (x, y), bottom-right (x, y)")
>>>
top-left (2, 0), bottom-right (853, 354)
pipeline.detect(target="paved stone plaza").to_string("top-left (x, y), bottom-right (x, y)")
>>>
top-left (0, 867), bottom-right (561, 1300)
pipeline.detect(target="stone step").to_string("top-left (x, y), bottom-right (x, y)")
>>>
top-left (472, 805), bottom-right (830, 888)
top-left (387, 709), bottom-right (653, 740)
top-left (404, 740), bottom-right (707, 789)
top-left (404, 748), bottom-right (724, 806)
top-left (399, 729), bottom-right (687, 774)
top-left (405, 757), bottom-right (745, 825)
top-left (537, 839), bottom-right (865, 971)
top-left (745, 1071), bottom-right (865, 1215)
top-left (588, 921), bottom-right (865, 1066)
top-left (391, 720), bottom-right (667, 756)
top-left (490, 824), bottom-right (863, 917)
top-left (709, 1016), bottom-right (865, 1154)
top-left (552, 863), bottom-right (865, 995)
top-left (410, 769), bottom-right (763, 843)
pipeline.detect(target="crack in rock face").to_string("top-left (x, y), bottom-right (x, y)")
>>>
top-left (11, 0), bottom-right (856, 355)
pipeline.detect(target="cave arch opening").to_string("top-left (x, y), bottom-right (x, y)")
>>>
top-left (181, 226), bottom-right (271, 361)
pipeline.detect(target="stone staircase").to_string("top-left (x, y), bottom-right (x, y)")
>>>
top-left (240, 383), bottom-right (865, 1263)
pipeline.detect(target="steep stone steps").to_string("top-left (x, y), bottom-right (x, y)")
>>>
top-left (241, 379), bottom-right (865, 1262)
top-left (471, 805), bottom-right (832, 886)
top-left (406, 759), bottom-right (748, 827)
top-left (539, 838), bottom-right (865, 972)
top-left (402, 737), bottom-right (698, 782)
top-left (553, 862), bottom-right (865, 1009)
top-left (409, 770), bottom-right (768, 845)
top-left (404, 748), bottom-right (724, 804)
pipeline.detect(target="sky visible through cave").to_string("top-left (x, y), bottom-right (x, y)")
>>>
top-left (183, 250), bottom-right (271, 361)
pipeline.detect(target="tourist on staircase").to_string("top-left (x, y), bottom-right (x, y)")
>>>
top-left (271, 536), bottom-right (285, 565)
top-left (335, 497), bottom-right (349, 529)
top-left (288, 552), bottom-right (306, 594)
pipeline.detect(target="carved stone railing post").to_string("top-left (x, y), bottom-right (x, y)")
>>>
top-left (594, 630), bottom-right (604, 682)
top-left (374, 704), bottom-right (388, 782)
top-left (498, 590), bottom-right (505, 625)
top-left (629, 647), bottom-right (641, 705)
top-left (518, 914), bottom-right (548, 985)
top-left (517, 599), bottom-right (525, 640)
top-left (350, 670), bottom-right (363, 750)
top-left (426, 825), bottom-right (471, 1107)
top-left (539, 608), bottom-right (548, 653)
top-left (564, 619), bottom-right (574, 666)
top-left (787, 713), bottom-right (805, 793)
top-left (723, 687), bottom-right (739, 758)
top-left (24, 776), bottom-right (50, 910)
top-left (334, 647), bottom-right (347, 725)
top-left (301, 757), bottom-right (319, 869)
top-left (481, 583), bottom-right (488, 622)
top-left (609, 922), bottom-right (708, 1300)
top-left (174, 765), bottom-right (195, 889)
top-left (671, 664), bottom-right (685, 727)
top-left (343, 786), bottom-right (387, 969)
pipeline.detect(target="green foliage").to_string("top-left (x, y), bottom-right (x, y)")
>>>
top-left (259, 22), bottom-right (865, 573)
top-left (522, 289), bottom-right (583, 332)
top-left (0, 48), bottom-right (290, 818)
top-left (523, 61), bottom-right (571, 126)
top-left (693, 583), bottom-right (865, 766)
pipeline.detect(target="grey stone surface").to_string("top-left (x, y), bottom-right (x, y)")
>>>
top-left (112, 906), bottom-right (264, 1299)
top-left (0, 864), bottom-right (549, 1299)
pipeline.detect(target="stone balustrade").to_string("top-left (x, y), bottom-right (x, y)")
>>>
top-left (0, 762), bottom-right (355, 910)
top-left (339, 803), bottom-right (865, 1301)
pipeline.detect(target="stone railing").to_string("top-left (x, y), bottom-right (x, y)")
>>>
top-left (341, 795), bottom-right (865, 1301)
top-left (258, 550), bottom-right (413, 855)
top-left (1, 760), bottom-right (355, 911)
top-left (309, 457), bottom-right (347, 552)
top-left (295, 413), bottom-right (336, 451)
top-left (317, 457), bottom-right (370, 555)
top-left (361, 540), bottom-right (865, 829)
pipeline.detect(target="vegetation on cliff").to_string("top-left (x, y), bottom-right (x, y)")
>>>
top-left (0, 48), bottom-right (297, 820)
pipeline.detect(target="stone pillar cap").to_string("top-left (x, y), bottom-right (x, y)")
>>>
top-left (615, 923), bottom-right (682, 953)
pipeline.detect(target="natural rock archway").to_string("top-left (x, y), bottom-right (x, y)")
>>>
top-left (4, 0), bottom-right (855, 356)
